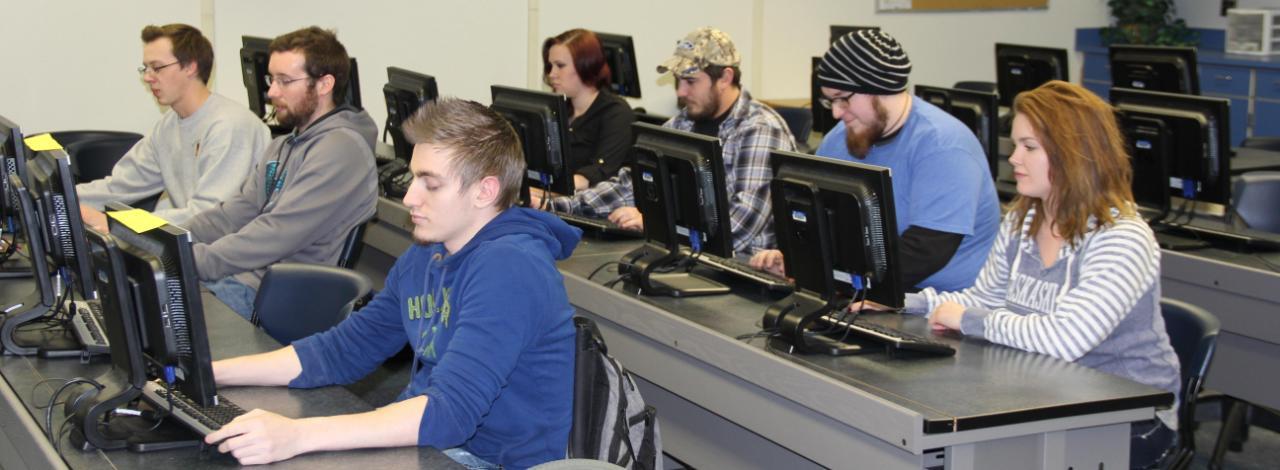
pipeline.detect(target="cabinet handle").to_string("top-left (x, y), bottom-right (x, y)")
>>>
top-left (1215, 75), bottom-right (1233, 81)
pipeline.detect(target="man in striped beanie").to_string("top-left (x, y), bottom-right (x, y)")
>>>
top-left (752, 29), bottom-right (1001, 294)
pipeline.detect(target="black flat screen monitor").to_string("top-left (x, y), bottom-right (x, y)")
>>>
top-left (0, 174), bottom-right (57, 356)
top-left (383, 67), bottom-right (439, 163)
top-left (1111, 87), bottom-right (1231, 208)
top-left (829, 25), bottom-right (879, 45)
top-left (491, 85), bottom-right (575, 198)
top-left (914, 85), bottom-right (999, 180)
top-left (239, 36), bottom-right (272, 120)
top-left (770, 150), bottom-right (902, 308)
top-left (0, 115), bottom-right (30, 221)
top-left (811, 57), bottom-right (838, 135)
top-left (105, 201), bottom-right (217, 406)
top-left (631, 123), bottom-right (733, 259)
top-left (27, 148), bottom-right (96, 298)
top-left (1110, 45), bottom-right (1199, 95)
top-left (995, 43), bottom-right (1069, 107)
top-left (595, 32), bottom-right (641, 99)
top-left (241, 35), bottom-right (363, 119)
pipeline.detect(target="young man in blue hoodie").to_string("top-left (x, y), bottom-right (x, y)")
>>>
top-left (205, 97), bottom-right (582, 469)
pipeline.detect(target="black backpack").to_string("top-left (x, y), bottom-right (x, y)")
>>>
top-left (568, 317), bottom-right (662, 470)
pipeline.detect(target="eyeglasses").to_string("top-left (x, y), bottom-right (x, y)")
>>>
top-left (818, 93), bottom-right (855, 110)
top-left (137, 61), bottom-right (181, 76)
top-left (266, 75), bottom-right (313, 87)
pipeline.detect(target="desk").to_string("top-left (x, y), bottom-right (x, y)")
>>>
top-left (365, 198), bottom-right (1171, 469)
top-left (0, 279), bottom-right (461, 470)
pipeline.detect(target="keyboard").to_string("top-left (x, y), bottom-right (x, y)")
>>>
top-left (69, 300), bottom-right (109, 354)
top-left (142, 380), bottom-right (246, 436)
top-left (697, 253), bottom-right (793, 292)
top-left (554, 212), bottom-right (643, 238)
top-left (817, 314), bottom-right (956, 356)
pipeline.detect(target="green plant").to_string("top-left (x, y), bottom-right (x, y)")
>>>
top-left (1101, 0), bottom-right (1199, 46)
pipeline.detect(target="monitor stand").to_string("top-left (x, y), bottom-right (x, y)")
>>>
top-left (764, 291), bottom-right (867, 355)
top-left (621, 244), bottom-right (729, 297)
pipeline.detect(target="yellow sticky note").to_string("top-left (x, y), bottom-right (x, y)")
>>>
top-left (107, 209), bottom-right (170, 233)
top-left (23, 133), bottom-right (63, 152)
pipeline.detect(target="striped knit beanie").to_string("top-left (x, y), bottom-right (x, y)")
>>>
top-left (818, 29), bottom-right (912, 95)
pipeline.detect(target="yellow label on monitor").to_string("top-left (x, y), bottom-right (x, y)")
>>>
top-left (107, 209), bottom-right (169, 233)
top-left (23, 133), bottom-right (63, 152)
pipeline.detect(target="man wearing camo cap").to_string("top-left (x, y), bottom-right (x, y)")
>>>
top-left (542, 27), bottom-right (795, 256)
top-left (751, 28), bottom-right (999, 293)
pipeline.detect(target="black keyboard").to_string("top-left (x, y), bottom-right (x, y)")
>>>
top-left (142, 380), bottom-right (246, 436)
top-left (818, 314), bottom-right (955, 356)
top-left (554, 212), bottom-right (643, 238)
top-left (697, 254), bottom-right (793, 292)
top-left (69, 300), bottom-right (109, 354)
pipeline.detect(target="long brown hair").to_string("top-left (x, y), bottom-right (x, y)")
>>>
top-left (542, 29), bottom-right (612, 90)
top-left (1009, 80), bottom-right (1135, 245)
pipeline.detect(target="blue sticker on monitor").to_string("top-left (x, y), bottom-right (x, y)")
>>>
top-left (641, 171), bottom-right (654, 183)
top-left (1136, 140), bottom-right (1152, 150)
top-left (791, 210), bottom-right (808, 223)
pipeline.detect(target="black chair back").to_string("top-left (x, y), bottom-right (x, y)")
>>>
top-left (1160, 298), bottom-right (1220, 468)
top-left (48, 130), bottom-right (144, 184)
top-left (337, 220), bottom-right (370, 269)
top-left (250, 263), bottom-right (372, 344)
top-left (1231, 171), bottom-right (1280, 234)
top-left (773, 106), bottom-right (813, 150)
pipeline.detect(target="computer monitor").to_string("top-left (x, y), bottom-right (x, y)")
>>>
top-left (67, 227), bottom-right (150, 450)
top-left (811, 57), bottom-right (838, 135)
top-left (595, 32), bottom-right (641, 99)
top-left (764, 150), bottom-right (903, 354)
top-left (0, 173), bottom-right (59, 355)
top-left (829, 25), bottom-right (879, 45)
top-left (383, 67), bottom-right (439, 162)
top-left (994, 43), bottom-right (1068, 108)
top-left (27, 148), bottom-right (96, 299)
top-left (240, 35), bottom-right (363, 119)
top-left (105, 201), bottom-right (217, 406)
top-left (0, 115), bottom-right (30, 222)
top-left (1111, 87), bottom-right (1231, 209)
top-left (914, 84), bottom-right (1000, 180)
top-left (239, 36), bottom-right (272, 120)
top-left (624, 122), bottom-right (733, 297)
top-left (1110, 45), bottom-right (1199, 95)
top-left (491, 85), bottom-right (575, 199)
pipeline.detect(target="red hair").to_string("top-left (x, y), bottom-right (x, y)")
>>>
top-left (542, 29), bottom-right (612, 90)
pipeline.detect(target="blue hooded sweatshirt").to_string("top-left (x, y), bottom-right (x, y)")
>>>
top-left (289, 207), bottom-right (582, 469)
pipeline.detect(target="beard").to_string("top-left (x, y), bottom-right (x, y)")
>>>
top-left (686, 91), bottom-right (722, 121)
top-left (274, 86), bottom-right (319, 130)
top-left (844, 97), bottom-right (889, 159)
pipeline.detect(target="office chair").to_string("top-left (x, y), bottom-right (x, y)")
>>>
top-left (337, 219), bottom-right (370, 270)
top-left (1230, 171), bottom-right (1280, 234)
top-left (47, 130), bottom-right (143, 184)
top-left (773, 106), bottom-right (813, 152)
top-left (1158, 298), bottom-right (1220, 470)
top-left (249, 263), bottom-right (372, 345)
top-left (953, 81), bottom-right (998, 94)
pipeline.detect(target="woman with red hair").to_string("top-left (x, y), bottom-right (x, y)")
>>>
top-left (543, 28), bottom-right (635, 191)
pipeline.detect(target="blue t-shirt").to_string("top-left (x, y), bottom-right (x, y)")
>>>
top-left (816, 98), bottom-right (1000, 291)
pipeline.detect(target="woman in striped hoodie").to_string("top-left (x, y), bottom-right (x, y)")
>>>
top-left (895, 80), bottom-right (1181, 468)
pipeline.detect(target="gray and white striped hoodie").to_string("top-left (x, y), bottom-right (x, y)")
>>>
top-left (906, 207), bottom-right (1181, 429)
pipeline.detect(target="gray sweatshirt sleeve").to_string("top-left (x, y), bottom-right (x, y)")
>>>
top-left (74, 131), bottom-right (164, 210)
top-left (190, 131), bottom-right (373, 280)
top-left (152, 118), bottom-right (270, 224)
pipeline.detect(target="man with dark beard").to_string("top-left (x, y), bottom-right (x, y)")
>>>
top-left (184, 26), bottom-right (377, 318)
top-left (540, 27), bottom-right (795, 255)
top-left (751, 29), bottom-right (999, 292)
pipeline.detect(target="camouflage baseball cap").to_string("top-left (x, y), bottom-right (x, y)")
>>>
top-left (656, 27), bottom-right (740, 78)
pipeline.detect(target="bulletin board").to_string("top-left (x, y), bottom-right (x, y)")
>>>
top-left (877, 0), bottom-right (1048, 11)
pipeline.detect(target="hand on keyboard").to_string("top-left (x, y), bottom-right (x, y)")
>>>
top-left (748, 249), bottom-right (786, 278)
top-left (848, 299), bottom-right (895, 313)
top-left (607, 207), bottom-right (644, 231)
top-left (204, 408), bottom-right (308, 466)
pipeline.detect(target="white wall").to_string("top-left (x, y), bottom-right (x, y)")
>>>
top-left (0, 1), bottom-right (200, 135)
top-left (5, 0), bottom-right (1115, 137)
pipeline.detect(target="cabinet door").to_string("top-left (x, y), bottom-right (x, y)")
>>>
top-left (1254, 100), bottom-right (1280, 138)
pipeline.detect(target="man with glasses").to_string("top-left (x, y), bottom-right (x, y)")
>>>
top-left (184, 26), bottom-right (377, 319)
top-left (538, 27), bottom-right (795, 255)
top-left (751, 29), bottom-right (999, 292)
top-left (77, 23), bottom-right (269, 230)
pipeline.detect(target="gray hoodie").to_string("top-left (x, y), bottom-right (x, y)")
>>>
top-left (186, 106), bottom-right (378, 290)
